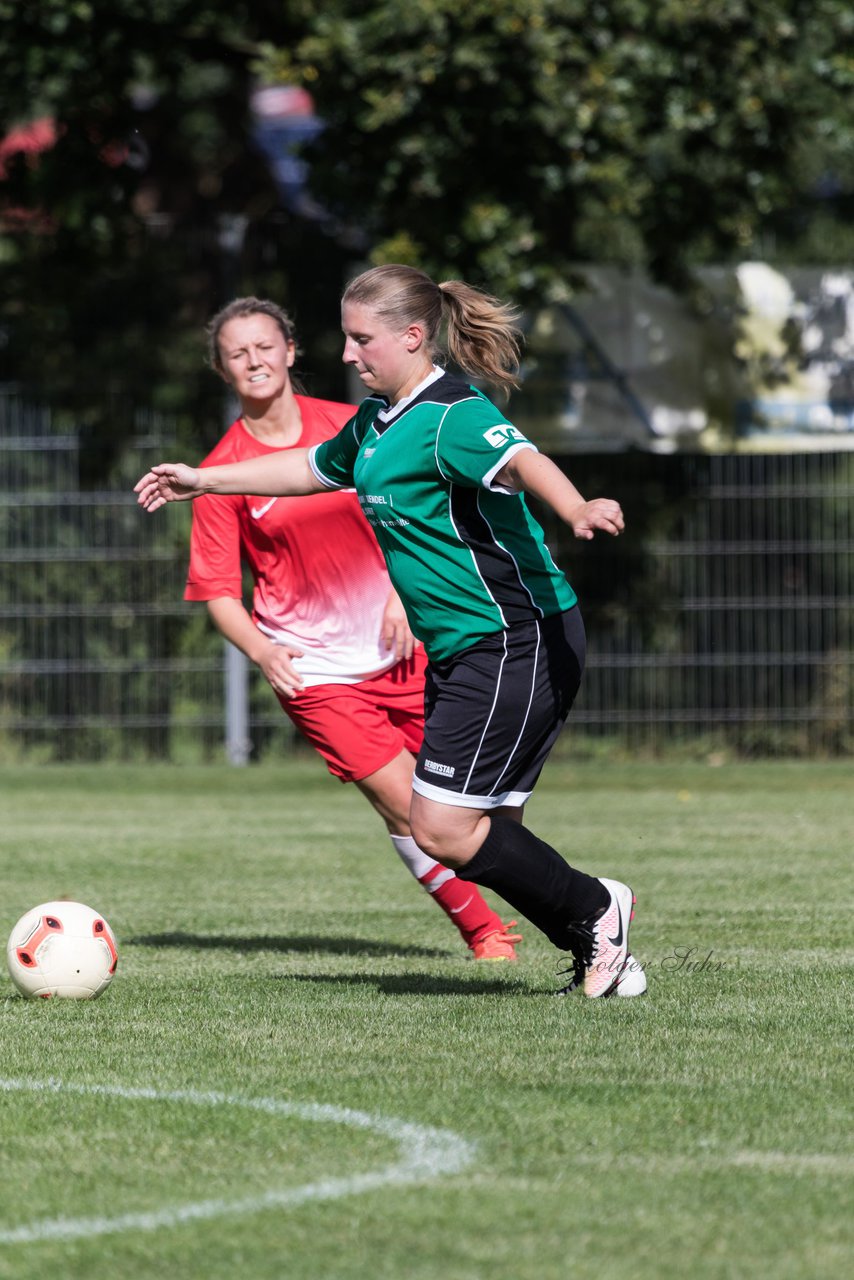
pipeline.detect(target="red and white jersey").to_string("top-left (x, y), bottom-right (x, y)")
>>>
top-left (185, 397), bottom-right (400, 686)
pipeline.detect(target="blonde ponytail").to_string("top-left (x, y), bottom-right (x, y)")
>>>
top-left (438, 281), bottom-right (522, 390)
top-left (343, 265), bottom-right (523, 392)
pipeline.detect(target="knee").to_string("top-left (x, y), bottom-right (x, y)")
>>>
top-left (409, 816), bottom-right (464, 868)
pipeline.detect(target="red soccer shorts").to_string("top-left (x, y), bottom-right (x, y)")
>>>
top-left (276, 648), bottom-right (428, 782)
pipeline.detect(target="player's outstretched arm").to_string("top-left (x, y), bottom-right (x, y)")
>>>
top-left (134, 463), bottom-right (203, 511)
top-left (134, 448), bottom-right (323, 512)
top-left (496, 448), bottom-right (624, 540)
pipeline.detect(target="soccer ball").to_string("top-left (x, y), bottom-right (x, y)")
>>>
top-left (6, 900), bottom-right (118, 999)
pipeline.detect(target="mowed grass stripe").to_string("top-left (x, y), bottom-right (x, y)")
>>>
top-left (0, 760), bottom-right (851, 1280)
top-left (0, 1078), bottom-right (475, 1244)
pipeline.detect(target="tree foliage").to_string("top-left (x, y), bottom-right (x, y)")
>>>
top-left (264, 0), bottom-right (854, 298)
top-left (0, 0), bottom-right (349, 459)
top-left (0, 0), bottom-right (852, 469)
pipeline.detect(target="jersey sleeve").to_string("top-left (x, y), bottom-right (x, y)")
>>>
top-left (308, 414), bottom-right (364, 489)
top-left (435, 398), bottom-right (536, 491)
top-left (184, 492), bottom-right (244, 601)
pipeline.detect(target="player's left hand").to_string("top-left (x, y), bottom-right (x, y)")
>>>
top-left (381, 592), bottom-right (416, 660)
top-left (570, 498), bottom-right (625, 540)
top-left (134, 463), bottom-right (202, 511)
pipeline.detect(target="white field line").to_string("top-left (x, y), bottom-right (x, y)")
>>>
top-left (0, 1077), bottom-right (477, 1245)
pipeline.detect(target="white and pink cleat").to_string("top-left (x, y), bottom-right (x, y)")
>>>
top-left (558, 877), bottom-right (647, 998)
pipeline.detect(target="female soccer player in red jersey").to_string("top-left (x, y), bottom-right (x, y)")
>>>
top-left (182, 297), bottom-right (520, 961)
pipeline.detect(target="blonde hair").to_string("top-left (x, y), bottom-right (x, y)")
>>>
top-left (342, 265), bottom-right (522, 390)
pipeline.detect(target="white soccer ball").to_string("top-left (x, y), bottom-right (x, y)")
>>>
top-left (6, 900), bottom-right (118, 999)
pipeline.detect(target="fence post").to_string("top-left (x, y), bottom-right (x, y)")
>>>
top-left (215, 213), bottom-right (253, 767)
top-left (224, 641), bottom-right (251, 765)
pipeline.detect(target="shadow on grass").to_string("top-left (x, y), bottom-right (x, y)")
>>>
top-left (283, 972), bottom-right (533, 997)
top-left (126, 931), bottom-right (451, 959)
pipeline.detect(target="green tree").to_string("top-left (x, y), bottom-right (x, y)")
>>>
top-left (0, 0), bottom-right (350, 465)
top-left (1, 0), bottom-right (852, 464)
top-left (264, 0), bottom-right (854, 297)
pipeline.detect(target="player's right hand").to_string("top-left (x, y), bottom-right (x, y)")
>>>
top-left (134, 463), bottom-right (202, 511)
top-left (259, 643), bottom-right (305, 700)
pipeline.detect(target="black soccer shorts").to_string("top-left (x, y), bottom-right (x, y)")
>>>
top-left (413, 607), bottom-right (586, 809)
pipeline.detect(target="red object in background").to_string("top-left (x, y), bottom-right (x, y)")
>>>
top-left (0, 116), bottom-right (58, 177)
top-left (250, 85), bottom-right (315, 120)
top-left (0, 115), bottom-right (134, 232)
top-left (0, 117), bottom-right (59, 230)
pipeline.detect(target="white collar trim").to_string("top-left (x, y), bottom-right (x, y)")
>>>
top-left (377, 366), bottom-right (445, 422)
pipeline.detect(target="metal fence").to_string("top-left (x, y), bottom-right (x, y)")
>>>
top-left (1, 388), bottom-right (852, 761)
top-left (557, 450), bottom-right (854, 756)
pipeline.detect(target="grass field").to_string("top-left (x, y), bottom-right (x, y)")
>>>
top-left (0, 758), bottom-right (851, 1280)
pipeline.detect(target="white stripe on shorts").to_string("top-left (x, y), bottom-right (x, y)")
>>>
top-left (411, 775), bottom-right (533, 810)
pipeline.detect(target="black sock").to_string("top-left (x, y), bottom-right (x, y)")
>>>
top-left (456, 816), bottom-right (609, 950)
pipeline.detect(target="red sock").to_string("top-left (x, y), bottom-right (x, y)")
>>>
top-left (419, 864), bottom-right (503, 948)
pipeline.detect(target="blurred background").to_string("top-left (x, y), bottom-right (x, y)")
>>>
top-left (1, 0), bottom-right (852, 764)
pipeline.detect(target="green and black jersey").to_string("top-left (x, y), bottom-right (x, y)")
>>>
top-left (309, 368), bottom-right (576, 663)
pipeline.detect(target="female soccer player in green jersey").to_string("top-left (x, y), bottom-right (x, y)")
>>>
top-left (136, 265), bottom-right (646, 998)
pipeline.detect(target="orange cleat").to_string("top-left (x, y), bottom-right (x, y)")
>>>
top-left (470, 920), bottom-right (522, 962)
